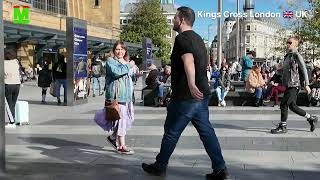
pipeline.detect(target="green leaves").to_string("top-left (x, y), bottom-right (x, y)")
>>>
top-left (120, 0), bottom-right (171, 64)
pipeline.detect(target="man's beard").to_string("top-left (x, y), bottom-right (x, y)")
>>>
top-left (173, 24), bottom-right (180, 32)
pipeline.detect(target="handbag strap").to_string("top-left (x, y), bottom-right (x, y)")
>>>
top-left (114, 80), bottom-right (118, 99)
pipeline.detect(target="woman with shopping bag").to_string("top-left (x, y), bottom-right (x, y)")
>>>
top-left (96, 40), bottom-right (135, 155)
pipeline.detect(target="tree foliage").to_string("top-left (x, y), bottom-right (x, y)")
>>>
top-left (120, 0), bottom-right (171, 64)
top-left (283, 0), bottom-right (320, 60)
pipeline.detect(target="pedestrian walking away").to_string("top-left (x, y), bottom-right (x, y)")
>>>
top-left (37, 60), bottom-right (52, 104)
top-left (271, 37), bottom-right (318, 134)
top-left (4, 48), bottom-right (21, 128)
top-left (91, 56), bottom-right (104, 97)
top-left (141, 6), bottom-right (228, 180)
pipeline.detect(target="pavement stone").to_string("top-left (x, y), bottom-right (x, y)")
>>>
top-left (1, 80), bottom-right (320, 179)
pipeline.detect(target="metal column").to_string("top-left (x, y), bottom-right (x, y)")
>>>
top-left (0, 0), bottom-right (6, 174)
top-left (236, 0), bottom-right (240, 62)
top-left (217, 0), bottom-right (222, 68)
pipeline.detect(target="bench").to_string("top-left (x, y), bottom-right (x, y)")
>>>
top-left (209, 81), bottom-right (310, 106)
top-left (142, 89), bottom-right (155, 106)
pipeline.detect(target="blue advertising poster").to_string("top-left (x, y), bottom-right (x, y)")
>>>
top-left (146, 42), bottom-right (152, 66)
top-left (73, 27), bottom-right (87, 78)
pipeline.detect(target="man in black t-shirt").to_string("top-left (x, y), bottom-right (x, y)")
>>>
top-left (142, 6), bottom-right (228, 179)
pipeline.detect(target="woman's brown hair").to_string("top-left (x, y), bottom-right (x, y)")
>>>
top-left (112, 40), bottom-right (129, 62)
top-left (4, 48), bottom-right (17, 60)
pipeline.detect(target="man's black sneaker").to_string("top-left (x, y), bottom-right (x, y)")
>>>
top-left (142, 163), bottom-right (166, 176)
top-left (106, 136), bottom-right (117, 150)
top-left (206, 167), bottom-right (229, 180)
top-left (307, 116), bottom-right (318, 132)
top-left (271, 123), bottom-right (287, 134)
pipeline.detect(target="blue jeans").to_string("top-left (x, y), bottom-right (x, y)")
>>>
top-left (55, 79), bottom-right (67, 102)
top-left (157, 84), bottom-right (169, 98)
top-left (155, 97), bottom-right (226, 171)
top-left (216, 86), bottom-right (229, 102)
top-left (255, 88), bottom-right (267, 99)
top-left (92, 76), bottom-right (104, 95)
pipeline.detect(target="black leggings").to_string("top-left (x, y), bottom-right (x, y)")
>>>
top-left (281, 87), bottom-right (306, 122)
top-left (5, 84), bottom-right (20, 120)
top-left (42, 88), bottom-right (48, 95)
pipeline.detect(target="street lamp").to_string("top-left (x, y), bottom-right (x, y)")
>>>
top-left (217, 0), bottom-right (222, 68)
top-left (236, 0), bottom-right (240, 62)
top-left (208, 23), bottom-right (214, 43)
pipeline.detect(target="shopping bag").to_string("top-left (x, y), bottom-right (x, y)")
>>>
top-left (94, 108), bottom-right (117, 133)
top-left (49, 82), bottom-right (56, 97)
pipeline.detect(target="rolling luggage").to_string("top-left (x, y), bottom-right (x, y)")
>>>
top-left (15, 101), bottom-right (29, 125)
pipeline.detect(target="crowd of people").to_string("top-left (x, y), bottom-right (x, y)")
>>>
top-left (205, 50), bottom-right (320, 108)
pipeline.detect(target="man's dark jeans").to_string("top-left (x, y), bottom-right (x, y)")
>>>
top-left (281, 87), bottom-right (306, 122)
top-left (155, 96), bottom-right (226, 172)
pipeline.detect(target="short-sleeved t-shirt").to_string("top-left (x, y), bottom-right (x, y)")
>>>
top-left (170, 30), bottom-right (211, 100)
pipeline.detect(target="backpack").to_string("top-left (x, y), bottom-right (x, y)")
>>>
top-left (236, 63), bottom-right (242, 72)
top-left (92, 64), bottom-right (102, 76)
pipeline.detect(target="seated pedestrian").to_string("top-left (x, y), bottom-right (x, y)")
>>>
top-left (210, 65), bottom-right (220, 92)
top-left (155, 65), bottom-right (171, 107)
top-left (309, 71), bottom-right (320, 106)
top-left (246, 65), bottom-right (266, 107)
top-left (264, 64), bottom-right (286, 107)
top-left (215, 66), bottom-right (231, 107)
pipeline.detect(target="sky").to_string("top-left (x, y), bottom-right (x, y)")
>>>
top-left (121, 0), bottom-right (298, 42)
top-left (175, 0), bottom-right (292, 42)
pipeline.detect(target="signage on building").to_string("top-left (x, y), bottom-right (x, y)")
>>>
top-left (73, 27), bottom-right (88, 78)
top-left (143, 38), bottom-right (153, 69)
top-left (13, 5), bottom-right (30, 24)
top-left (66, 17), bottom-right (88, 105)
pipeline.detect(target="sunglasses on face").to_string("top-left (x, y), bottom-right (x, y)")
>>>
top-left (287, 41), bottom-right (293, 45)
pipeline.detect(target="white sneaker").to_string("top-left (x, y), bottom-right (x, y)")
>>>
top-left (218, 102), bottom-right (221, 107)
top-left (5, 123), bottom-right (16, 128)
top-left (221, 101), bottom-right (226, 107)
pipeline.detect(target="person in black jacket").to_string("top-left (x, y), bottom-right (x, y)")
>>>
top-left (144, 64), bottom-right (161, 105)
top-left (53, 54), bottom-right (67, 105)
top-left (37, 60), bottom-right (52, 104)
top-left (145, 64), bottom-right (160, 90)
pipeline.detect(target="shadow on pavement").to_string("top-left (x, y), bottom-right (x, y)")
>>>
top-left (20, 100), bottom-right (61, 106)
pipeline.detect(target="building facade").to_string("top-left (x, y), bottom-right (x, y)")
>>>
top-left (3, 0), bottom-right (121, 68)
top-left (223, 0), bottom-right (284, 66)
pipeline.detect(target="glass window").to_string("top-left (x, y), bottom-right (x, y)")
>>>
top-left (246, 36), bottom-right (250, 44)
top-left (246, 25), bottom-right (250, 31)
top-left (246, 48), bottom-right (250, 55)
top-left (94, 0), bottom-right (100, 7)
top-left (18, 0), bottom-right (31, 3)
top-left (32, 0), bottom-right (67, 15)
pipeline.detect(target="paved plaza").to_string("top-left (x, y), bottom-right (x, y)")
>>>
top-left (2, 80), bottom-right (320, 180)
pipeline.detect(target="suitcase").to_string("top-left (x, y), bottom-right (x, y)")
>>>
top-left (15, 101), bottom-right (30, 125)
